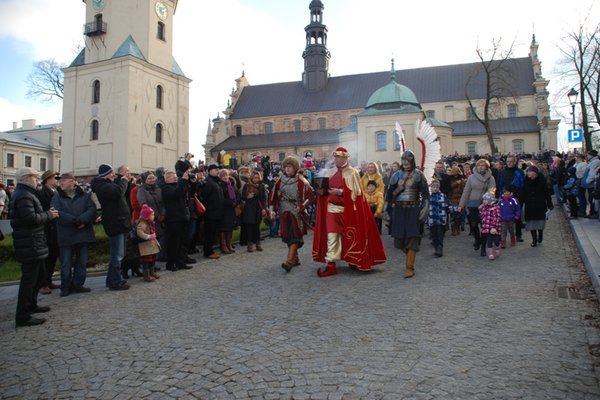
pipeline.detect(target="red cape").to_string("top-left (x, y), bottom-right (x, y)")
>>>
top-left (312, 180), bottom-right (386, 270)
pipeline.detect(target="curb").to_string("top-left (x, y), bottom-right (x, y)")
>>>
top-left (566, 207), bottom-right (600, 302)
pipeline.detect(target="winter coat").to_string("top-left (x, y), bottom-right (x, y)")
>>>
top-left (479, 203), bottom-right (502, 234)
top-left (563, 172), bottom-right (579, 197)
top-left (428, 192), bottom-right (449, 227)
top-left (523, 175), bottom-right (553, 221)
top-left (241, 182), bottom-right (268, 225)
top-left (498, 195), bottom-right (521, 222)
top-left (447, 175), bottom-right (466, 206)
top-left (459, 169), bottom-right (496, 209)
top-left (200, 175), bottom-right (224, 222)
top-left (36, 184), bottom-right (58, 249)
top-left (51, 186), bottom-right (97, 247)
top-left (364, 191), bottom-right (384, 219)
top-left (582, 156), bottom-right (600, 189)
top-left (91, 176), bottom-right (132, 236)
top-left (497, 166), bottom-right (524, 200)
top-left (162, 178), bottom-right (191, 223)
top-left (9, 183), bottom-right (53, 262)
top-left (130, 185), bottom-right (141, 223)
top-left (137, 183), bottom-right (165, 221)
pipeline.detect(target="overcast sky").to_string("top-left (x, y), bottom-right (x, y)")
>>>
top-left (0, 0), bottom-right (598, 157)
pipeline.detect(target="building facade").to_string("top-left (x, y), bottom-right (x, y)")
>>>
top-left (0, 119), bottom-right (62, 186)
top-left (204, 0), bottom-right (559, 166)
top-left (62, 0), bottom-right (190, 176)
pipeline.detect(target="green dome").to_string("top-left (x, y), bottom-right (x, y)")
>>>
top-left (366, 80), bottom-right (419, 108)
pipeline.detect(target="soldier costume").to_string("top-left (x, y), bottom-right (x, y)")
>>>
top-left (386, 150), bottom-right (430, 278)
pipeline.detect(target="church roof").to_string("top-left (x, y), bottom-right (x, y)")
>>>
top-left (449, 116), bottom-right (539, 136)
top-left (0, 132), bottom-right (52, 149)
top-left (113, 35), bottom-right (147, 61)
top-left (211, 129), bottom-right (339, 152)
top-left (230, 57), bottom-right (535, 120)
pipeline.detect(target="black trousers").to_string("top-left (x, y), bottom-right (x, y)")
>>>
top-left (43, 246), bottom-right (59, 286)
top-left (430, 225), bottom-right (445, 248)
top-left (166, 221), bottom-right (189, 267)
top-left (203, 219), bottom-right (219, 257)
top-left (16, 260), bottom-right (44, 323)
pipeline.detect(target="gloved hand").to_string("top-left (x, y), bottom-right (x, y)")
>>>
top-left (490, 228), bottom-right (497, 235)
top-left (148, 233), bottom-right (157, 240)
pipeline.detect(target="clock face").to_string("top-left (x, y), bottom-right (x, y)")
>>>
top-left (155, 1), bottom-right (168, 20)
top-left (92, 0), bottom-right (105, 12)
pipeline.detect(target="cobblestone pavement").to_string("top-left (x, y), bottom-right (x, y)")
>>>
top-left (2, 210), bottom-right (600, 399)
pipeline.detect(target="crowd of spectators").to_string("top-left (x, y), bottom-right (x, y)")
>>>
top-left (4, 148), bottom-right (600, 327)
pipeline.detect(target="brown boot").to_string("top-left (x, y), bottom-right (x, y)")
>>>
top-left (226, 231), bottom-right (235, 253)
top-left (150, 266), bottom-right (160, 279)
top-left (143, 269), bottom-right (155, 282)
top-left (281, 244), bottom-right (298, 272)
top-left (247, 242), bottom-right (254, 252)
top-left (404, 249), bottom-right (416, 279)
top-left (255, 241), bottom-right (263, 252)
top-left (220, 232), bottom-right (232, 254)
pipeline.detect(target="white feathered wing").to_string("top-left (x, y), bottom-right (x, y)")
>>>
top-left (415, 119), bottom-right (441, 181)
top-left (395, 121), bottom-right (406, 153)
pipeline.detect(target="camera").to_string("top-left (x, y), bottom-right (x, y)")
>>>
top-left (188, 173), bottom-right (196, 180)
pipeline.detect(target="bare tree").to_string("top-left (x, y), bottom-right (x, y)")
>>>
top-left (557, 17), bottom-right (600, 150)
top-left (26, 59), bottom-right (65, 102)
top-left (465, 38), bottom-right (519, 154)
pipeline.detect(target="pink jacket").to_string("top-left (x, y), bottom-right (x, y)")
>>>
top-left (479, 203), bottom-right (502, 234)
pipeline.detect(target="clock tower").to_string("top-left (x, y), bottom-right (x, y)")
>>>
top-left (62, 0), bottom-right (190, 177)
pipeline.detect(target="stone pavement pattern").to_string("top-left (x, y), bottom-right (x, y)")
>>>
top-left (1, 211), bottom-right (600, 399)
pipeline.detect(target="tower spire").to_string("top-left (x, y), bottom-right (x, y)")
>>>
top-left (302, 1), bottom-right (330, 92)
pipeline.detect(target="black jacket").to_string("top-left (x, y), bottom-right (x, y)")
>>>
top-left (200, 175), bottom-right (224, 221)
top-left (9, 183), bottom-right (53, 262)
top-left (91, 176), bottom-right (132, 236)
top-left (523, 175), bottom-right (553, 221)
top-left (162, 178), bottom-right (191, 223)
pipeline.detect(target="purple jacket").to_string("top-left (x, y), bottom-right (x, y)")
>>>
top-left (498, 195), bottom-right (521, 222)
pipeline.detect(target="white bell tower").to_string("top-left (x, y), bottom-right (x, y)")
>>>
top-left (62, 0), bottom-right (190, 176)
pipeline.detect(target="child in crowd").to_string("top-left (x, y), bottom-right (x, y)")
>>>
top-left (137, 204), bottom-right (161, 282)
top-left (428, 180), bottom-right (449, 257)
top-left (498, 185), bottom-right (521, 248)
top-left (479, 192), bottom-right (502, 260)
top-left (364, 180), bottom-right (384, 233)
top-left (563, 166), bottom-right (579, 219)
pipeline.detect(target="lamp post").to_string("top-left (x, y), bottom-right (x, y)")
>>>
top-left (568, 87), bottom-right (579, 130)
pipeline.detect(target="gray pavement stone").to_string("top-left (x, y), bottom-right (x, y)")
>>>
top-left (1, 209), bottom-right (600, 398)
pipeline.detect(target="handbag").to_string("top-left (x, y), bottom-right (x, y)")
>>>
top-left (193, 195), bottom-right (206, 216)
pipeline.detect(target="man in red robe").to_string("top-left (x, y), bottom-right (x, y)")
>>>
top-left (312, 147), bottom-right (386, 277)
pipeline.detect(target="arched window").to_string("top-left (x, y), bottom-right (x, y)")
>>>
top-left (264, 122), bottom-right (273, 134)
top-left (351, 115), bottom-right (358, 125)
top-left (235, 125), bottom-right (242, 137)
top-left (508, 104), bottom-right (518, 118)
top-left (91, 120), bottom-right (99, 141)
top-left (466, 141), bottom-right (477, 155)
top-left (157, 22), bottom-right (165, 41)
top-left (155, 123), bottom-right (163, 143)
top-left (318, 117), bottom-right (326, 129)
top-left (156, 85), bottom-right (163, 109)
top-left (376, 131), bottom-right (387, 151)
top-left (394, 130), bottom-right (401, 151)
top-left (512, 139), bottom-right (524, 154)
top-left (92, 80), bottom-right (100, 104)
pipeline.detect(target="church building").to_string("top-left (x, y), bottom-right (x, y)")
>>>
top-left (204, 0), bottom-right (559, 166)
top-left (62, 0), bottom-right (190, 176)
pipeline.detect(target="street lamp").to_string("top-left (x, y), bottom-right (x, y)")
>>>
top-left (568, 87), bottom-right (579, 130)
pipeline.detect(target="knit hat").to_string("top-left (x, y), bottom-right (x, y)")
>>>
top-left (527, 165), bottom-right (539, 173)
top-left (482, 192), bottom-right (496, 204)
top-left (98, 164), bottom-right (114, 177)
top-left (429, 180), bottom-right (440, 188)
top-left (367, 180), bottom-right (378, 187)
top-left (140, 204), bottom-right (154, 220)
top-left (207, 163), bottom-right (219, 172)
top-left (140, 171), bottom-right (154, 183)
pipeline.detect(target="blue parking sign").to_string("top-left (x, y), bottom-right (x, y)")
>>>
top-left (568, 129), bottom-right (583, 142)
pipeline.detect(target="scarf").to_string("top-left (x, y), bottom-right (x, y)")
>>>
top-left (225, 180), bottom-right (236, 201)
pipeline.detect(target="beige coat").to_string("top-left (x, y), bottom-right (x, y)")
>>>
top-left (137, 220), bottom-right (160, 257)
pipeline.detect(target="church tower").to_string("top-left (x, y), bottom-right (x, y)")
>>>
top-left (62, 0), bottom-right (191, 176)
top-left (302, 0), bottom-right (331, 92)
